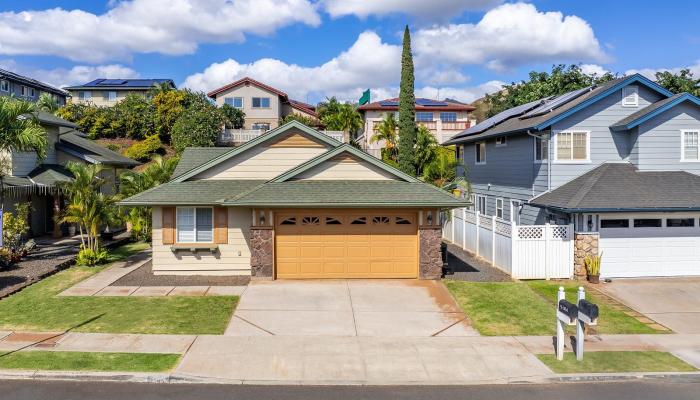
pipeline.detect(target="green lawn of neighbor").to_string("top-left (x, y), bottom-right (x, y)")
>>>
top-left (538, 351), bottom-right (697, 374)
top-left (445, 280), bottom-right (662, 336)
top-left (0, 242), bottom-right (238, 334)
top-left (0, 351), bottom-right (180, 372)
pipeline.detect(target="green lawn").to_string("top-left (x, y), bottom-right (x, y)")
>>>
top-left (445, 280), bottom-right (662, 336)
top-left (0, 242), bottom-right (238, 334)
top-left (538, 351), bottom-right (697, 374)
top-left (0, 351), bottom-right (180, 372)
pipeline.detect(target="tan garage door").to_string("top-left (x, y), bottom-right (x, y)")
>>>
top-left (275, 210), bottom-right (418, 279)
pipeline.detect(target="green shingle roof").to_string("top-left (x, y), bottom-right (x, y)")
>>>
top-left (57, 132), bottom-right (140, 167)
top-left (171, 147), bottom-right (232, 179)
top-left (119, 180), bottom-right (265, 206)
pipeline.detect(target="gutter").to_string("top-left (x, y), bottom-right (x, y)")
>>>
top-left (528, 205), bottom-right (700, 213)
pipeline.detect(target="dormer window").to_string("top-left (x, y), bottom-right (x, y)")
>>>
top-left (622, 85), bottom-right (639, 107)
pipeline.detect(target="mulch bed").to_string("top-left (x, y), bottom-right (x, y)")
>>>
top-left (110, 260), bottom-right (250, 287)
top-left (442, 242), bottom-right (512, 282)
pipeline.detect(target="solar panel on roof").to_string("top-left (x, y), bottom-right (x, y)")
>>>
top-left (416, 98), bottom-right (447, 106)
top-left (99, 79), bottom-right (127, 85)
top-left (379, 100), bottom-right (399, 106)
top-left (521, 87), bottom-right (592, 118)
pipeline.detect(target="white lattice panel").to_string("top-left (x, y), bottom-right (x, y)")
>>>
top-left (479, 216), bottom-right (493, 229)
top-left (550, 226), bottom-right (570, 239)
top-left (464, 210), bottom-right (476, 224)
top-left (516, 226), bottom-right (544, 240)
top-left (495, 220), bottom-right (512, 237)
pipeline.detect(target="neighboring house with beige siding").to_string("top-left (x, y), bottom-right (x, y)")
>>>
top-left (64, 79), bottom-right (176, 106)
top-left (121, 121), bottom-right (465, 279)
top-left (207, 77), bottom-right (318, 131)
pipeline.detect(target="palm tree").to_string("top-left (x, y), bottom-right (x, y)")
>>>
top-left (317, 97), bottom-right (363, 141)
top-left (149, 81), bottom-right (173, 97)
top-left (58, 162), bottom-right (105, 250)
top-left (0, 97), bottom-right (47, 208)
top-left (37, 93), bottom-right (60, 113)
top-left (414, 125), bottom-right (439, 177)
top-left (370, 113), bottom-right (398, 162)
top-left (422, 147), bottom-right (470, 194)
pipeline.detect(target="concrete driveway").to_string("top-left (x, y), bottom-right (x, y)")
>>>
top-left (225, 280), bottom-right (478, 337)
top-left (600, 278), bottom-right (700, 333)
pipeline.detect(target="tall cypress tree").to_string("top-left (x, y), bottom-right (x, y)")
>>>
top-left (397, 25), bottom-right (416, 176)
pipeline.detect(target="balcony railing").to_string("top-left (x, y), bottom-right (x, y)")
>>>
top-left (219, 129), bottom-right (346, 145)
top-left (372, 120), bottom-right (470, 133)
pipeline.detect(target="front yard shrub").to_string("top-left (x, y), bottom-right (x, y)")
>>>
top-left (1, 203), bottom-right (32, 267)
top-left (123, 134), bottom-right (162, 161)
top-left (76, 247), bottom-right (109, 266)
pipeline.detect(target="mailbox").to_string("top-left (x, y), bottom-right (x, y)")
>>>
top-left (557, 299), bottom-right (578, 325)
top-left (578, 299), bottom-right (599, 325)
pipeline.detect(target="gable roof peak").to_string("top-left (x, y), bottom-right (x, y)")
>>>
top-left (206, 76), bottom-right (288, 99)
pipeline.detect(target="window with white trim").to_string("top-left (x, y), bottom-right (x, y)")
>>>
top-left (176, 207), bottom-right (213, 243)
top-left (80, 91), bottom-right (92, 100)
top-left (682, 130), bottom-right (699, 161)
top-left (556, 131), bottom-right (588, 161)
top-left (0, 80), bottom-right (8, 92)
top-left (622, 85), bottom-right (639, 107)
top-left (20, 85), bottom-right (28, 96)
top-left (225, 97), bottom-right (243, 108)
top-left (475, 142), bottom-right (486, 164)
top-left (496, 198), bottom-right (504, 219)
top-left (252, 97), bottom-right (270, 108)
top-left (108, 91), bottom-right (117, 101)
top-left (495, 136), bottom-right (507, 146)
top-left (534, 135), bottom-right (548, 162)
top-left (251, 122), bottom-right (271, 131)
top-left (476, 195), bottom-right (487, 214)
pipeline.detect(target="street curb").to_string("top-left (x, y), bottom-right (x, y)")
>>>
top-left (2, 369), bottom-right (699, 386)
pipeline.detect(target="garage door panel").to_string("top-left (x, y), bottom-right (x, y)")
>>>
top-left (275, 210), bottom-right (419, 279)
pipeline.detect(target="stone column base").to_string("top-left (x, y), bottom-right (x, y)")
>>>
top-left (250, 227), bottom-right (274, 280)
top-left (574, 232), bottom-right (599, 279)
top-left (419, 227), bottom-right (443, 280)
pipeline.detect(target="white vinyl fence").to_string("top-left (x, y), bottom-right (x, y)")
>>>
top-left (443, 208), bottom-right (574, 279)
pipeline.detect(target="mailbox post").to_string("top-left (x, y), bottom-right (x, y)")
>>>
top-left (576, 287), bottom-right (599, 361)
top-left (576, 287), bottom-right (585, 361)
top-left (555, 287), bottom-right (578, 360)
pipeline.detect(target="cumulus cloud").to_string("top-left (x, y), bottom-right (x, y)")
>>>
top-left (625, 60), bottom-right (700, 80)
top-left (579, 64), bottom-right (610, 77)
top-left (321, 0), bottom-right (501, 19)
top-left (183, 31), bottom-right (401, 100)
top-left (415, 81), bottom-right (504, 103)
top-left (413, 3), bottom-right (607, 71)
top-left (0, 0), bottom-right (320, 62)
top-left (0, 59), bottom-right (139, 88)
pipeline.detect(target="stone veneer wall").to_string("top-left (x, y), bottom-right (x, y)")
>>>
top-left (250, 228), bottom-right (273, 280)
top-left (419, 227), bottom-right (443, 279)
top-left (574, 232), bottom-right (599, 279)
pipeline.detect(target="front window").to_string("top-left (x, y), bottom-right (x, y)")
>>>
top-left (496, 198), bottom-right (504, 219)
top-left (177, 207), bottom-right (213, 243)
top-left (476, 195), bottom-right (487, 214)
top-left (475, 142), bottom-right (486, 164)
top-left (0, 80), bottom-right (8, 92)
top-left (225, 97), bottom-right (244, 108)
top-left (252, 97), bottom-right (270, 108)
top-left (440, 112), bottom-right (456, 122)
top-left (535, 135), bottom-right (549, 162)
top-left (108, 91), bottom-right (117, 101)
top-left (556, 131), bottom-right (588, 161)
top-left (80, 91), bottom-right (92, 100)
top-left (682, 130), bottom-right (699, 161)
top-left (416, 112), bottom-right (433, 122)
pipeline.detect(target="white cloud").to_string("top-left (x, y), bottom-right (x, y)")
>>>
top-left (579, 64), bottom-right (610, 76)
top-left (625, 60), bottom-right (700, 80)
top-left (0, 0), bottom-right (320, 63)
top-left (321, 0), bottom-right (500, 19)
top-left (415, 80), bottom-right (504, 103)
top-left (0, 59), bottom-right (139, 88)
top-left (425, 69), bottom-right (469, 86)
top-left (183, 31), bottom-right (401, 101)
top-left (413, 3), bottom-right (607, 71)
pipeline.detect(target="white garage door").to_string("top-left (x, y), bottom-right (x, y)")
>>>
top-left (599, 216), bottom-right (700, 278)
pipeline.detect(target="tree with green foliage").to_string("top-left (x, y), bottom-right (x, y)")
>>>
top-left (397, 25), bottom-right (417, 176)
top-left (151, 90), bottom-right (187, 142)
top-left (655, 69), bottom-right (700, 96)
top-left (485, 64), bottom-right (616, 117)
top-left (279, 113), bottom-right (320, 127)
top-left (422, 147), bottom-right (469, 194)
top-left (148, 81), bottom-right (174, 97)
top-left (317, 97), bottom-right (363, 139)
top-left (221, 104), bottom-right (246, 129)
top-left (171, 102), bottom-right (226, 152)
top-left (370, 113), bottom-right (399, 162)
top-left (111, 94), bottom-right (155, 140)
top-left (119, 155), bottom-right (178, 241)
top-left (413, 125), bottom-right (439, 177)
top-left (0, 97), bottom-right (47, 208)
top-left (37, 93), bottom-right (60, 113)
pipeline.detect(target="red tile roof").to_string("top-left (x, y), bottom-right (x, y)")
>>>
top-left (358, 97), bottom-right (475, 112)
top-left (288, 99), bottom-right (318, 117)
top-left (207, 76), bottom-right (289, 99)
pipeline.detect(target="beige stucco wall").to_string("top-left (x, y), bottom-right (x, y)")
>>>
top-left (67, 90), bottom-right (148, 106)
top-left (213, 84), bottom-right (281, 128)
top-left (194, 145), bottom-right (328, 180)
top-left (361, 110), bottom-right (472, 148)
top-left (151, 206), bottom-right (253, 276)
top-left (295, 157), bottom-right (398, 180)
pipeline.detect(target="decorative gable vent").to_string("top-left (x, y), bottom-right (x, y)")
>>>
top-left (622, 85), bottom-right (639, 107)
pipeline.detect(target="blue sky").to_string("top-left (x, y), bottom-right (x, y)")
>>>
top-left (1, 1), bottom-right (698, 104)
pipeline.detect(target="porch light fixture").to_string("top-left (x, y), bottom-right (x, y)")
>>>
top-left (259, 211), bottom-right (266, 226)
top-left (427, 211), bottom-right (433, 225)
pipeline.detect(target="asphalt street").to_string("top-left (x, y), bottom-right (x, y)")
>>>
top-left (2, 379), bottom-right (700, 400)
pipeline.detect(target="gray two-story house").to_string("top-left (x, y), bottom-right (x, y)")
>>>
top-left (447, 74), bottom-right (700, 278)
top-left (0, 68), bottom-right (69, 105)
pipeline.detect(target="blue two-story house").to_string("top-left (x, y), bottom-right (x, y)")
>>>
top-left (447, 74), bottom-right (700, 278)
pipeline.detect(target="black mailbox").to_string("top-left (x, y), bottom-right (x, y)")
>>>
top-left (578, 299), bottom-right (599, 321)
top-left (558, 299), bottom-right (578, 322)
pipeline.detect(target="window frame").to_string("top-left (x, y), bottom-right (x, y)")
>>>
top-left (510, 200), bottom-right (521, 224)
top-left (20, 85), bottom-right (28, 97)
top-left (475, 142), bottom-right (486, 165)
top-left (495, 198), bottom-right (504, 219)
top-left (495, 136), bottom-right (507, 147)
top-left (252, 97), bottom-right (270, 108)
top-left (108, 91), bottom-right (117, 101)
top-left (416, 112), bottom-right (434, 122)
top-left (554, 130), bottom-right (590, 163)
top-left (534, 135), bottom-right (549, 163)
top-left (476, 195), bottom-right (487, 214)
top-left (680, 129), bottom-right (700, 162)
top-left (600, 219), bottom-right (630, 229)
top-left (251, 122), bottom-right (271, 131)
top-left (175, 207), bottom-right (214, 243)
top-left (80, 91), bottom-right (92, 100)
top-left (622, 85), bottom-right (639, 107)
top-left (439, 112), bottom-right (457, 122)
top-left (666, 218), bottom-right (695, 228)
top-left (0, 80), bottom-right (8, 92)
top-left (225, 97), bottom-right (244, 108)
